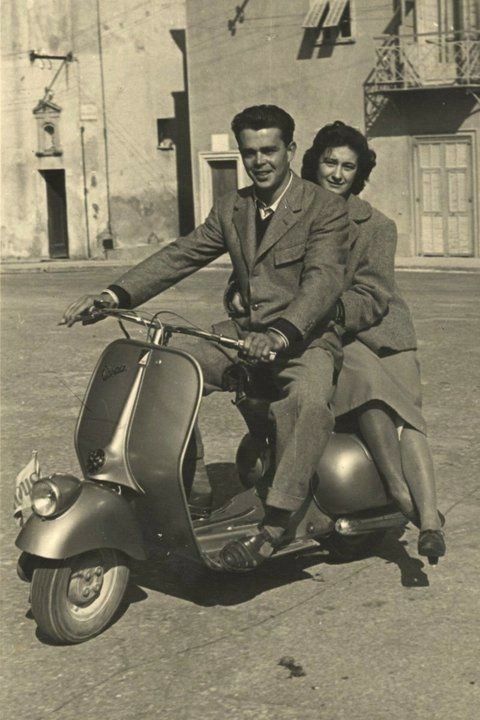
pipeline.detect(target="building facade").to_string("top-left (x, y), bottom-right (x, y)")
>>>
top-left (2, 1), bottom-right (479, 261)
top-left (185, 0), bottom-right (480, 259)
top-left (1, 0), bottom-right (189, 260)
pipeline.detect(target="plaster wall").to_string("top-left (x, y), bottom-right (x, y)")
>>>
top-left (1, 0), bottom-right (87, 259)
top-left (89, 0), bottom-right (186, 248)
top-left (365, 91), bottom-right (479, 256)
top-left (185, 1), bottom-right (384, 212)
top-left (185, 0), bottom-right (479, 257)
top-left (1, 0), bottom-right (186, 260)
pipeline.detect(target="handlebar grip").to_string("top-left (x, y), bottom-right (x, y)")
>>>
top-left (237, 340), bottom-right (277, 362)
top-left (80, 303), bottom-right (110, 324)
top-left (93, 299), bottom-right (112, 309)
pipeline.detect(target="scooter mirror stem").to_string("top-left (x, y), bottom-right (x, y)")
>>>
top-left (151, 326), bottom-right (166, 346)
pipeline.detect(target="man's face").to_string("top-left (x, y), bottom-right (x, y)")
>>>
top-left (238, 127), bottom-right (296, 201)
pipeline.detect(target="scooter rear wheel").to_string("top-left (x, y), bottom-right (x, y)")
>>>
top-left (322, 531), bottom-right (386, 562)
top-left (30, 548), bottom-right (129, 644)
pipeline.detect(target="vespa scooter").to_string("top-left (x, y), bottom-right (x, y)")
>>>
top-left (16, 307), bottom-right (408, 644)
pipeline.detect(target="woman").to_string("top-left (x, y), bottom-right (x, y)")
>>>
top-left (301, 120), bottom-right (445, 559)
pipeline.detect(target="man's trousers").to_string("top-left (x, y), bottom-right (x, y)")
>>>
top-left (174, 326), bottom-right (337, 513)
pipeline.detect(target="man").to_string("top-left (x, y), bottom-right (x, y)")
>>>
top-left (63, 105), bottom-right (350, 572)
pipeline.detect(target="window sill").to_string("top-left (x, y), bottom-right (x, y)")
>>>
top-left (36, 150), bottom-right (63, 157)
top-left (315, 38), bottom-right (356, 47)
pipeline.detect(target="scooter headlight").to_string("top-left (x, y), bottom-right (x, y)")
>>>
top-left (31, 480), bottom-right (58, 517)
top-left (31, 475), bottom-right (81, 518)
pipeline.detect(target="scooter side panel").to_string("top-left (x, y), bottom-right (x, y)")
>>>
top-left (125, 347), bottom-right (204, 561)
top-left (75, 340), bottom-right (155, 491)
top-left (15, 481), bottom-right (146, 560)
top-left (315, 433), bottom-right (390, 515)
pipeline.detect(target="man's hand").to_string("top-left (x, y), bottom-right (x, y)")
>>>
top-left (230, 290), bottom-right (247, 317)
top-left (241, 331), bottom-right (286, 363)
top-left (61, 293), bottom-right (117, 327)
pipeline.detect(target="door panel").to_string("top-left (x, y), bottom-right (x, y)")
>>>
top-left (210, 160), bottom-right (238, 203)
top-left (415, 136), bottom-right (474, 257)
top-left (40, 169), bottom-right (69, 258)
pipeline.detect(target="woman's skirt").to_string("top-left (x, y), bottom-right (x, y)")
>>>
top-left (332, 339), bottom-right (427, 434)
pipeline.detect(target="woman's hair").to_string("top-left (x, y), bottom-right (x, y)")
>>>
top-left (301, 120), bottom-right (376, 195)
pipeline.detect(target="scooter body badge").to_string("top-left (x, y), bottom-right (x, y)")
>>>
top-left (138, 350), bottom-right (151, 366)
top-left (101, 363), bottom-right (127, 381)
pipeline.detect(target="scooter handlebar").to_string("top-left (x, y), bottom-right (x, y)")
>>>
top-left (79, 308), bottom-right (277, 361)
top-left (172, 326), bottom-right (277, 363)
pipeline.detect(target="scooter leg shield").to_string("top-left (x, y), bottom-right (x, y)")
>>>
top-left (15, 481), bottom-right (146, 561)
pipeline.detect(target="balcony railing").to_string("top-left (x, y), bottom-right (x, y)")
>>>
top-left (366, 31), bottom-right (480, 91)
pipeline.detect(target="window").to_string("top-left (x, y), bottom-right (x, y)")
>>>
top-left (36, 120), bottom-right (62, 156)
top-left (157, 118), bottom-right (176, 150)
top-left (43, 123), bottom-right (56, 152)
top-left (302, 0), bottom-right (353, 44)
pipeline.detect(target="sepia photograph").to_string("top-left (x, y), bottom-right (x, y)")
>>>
top-left (1, 1), bottom-right (479, 718)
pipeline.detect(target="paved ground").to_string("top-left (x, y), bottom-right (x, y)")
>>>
top-left (2, 254), bottom-right (480, 274)
top-left (1, 268), bottom-right (479, 720)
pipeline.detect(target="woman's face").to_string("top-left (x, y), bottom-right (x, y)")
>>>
top-left (316, 145), bottom-right (359, 198)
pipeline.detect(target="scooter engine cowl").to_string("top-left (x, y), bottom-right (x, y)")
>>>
top-left (314, 433), bottom-right (389, 515)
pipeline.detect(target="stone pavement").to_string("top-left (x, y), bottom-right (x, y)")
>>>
top-left (1, 269), bottom-right (479, 720)
top-left (1, 255), bottom-right (480, 274)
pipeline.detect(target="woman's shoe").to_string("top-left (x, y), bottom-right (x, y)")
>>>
top-left (405, 509), bottom-right (446, 529)
top-left (418, 529), bottom-right (446, 560)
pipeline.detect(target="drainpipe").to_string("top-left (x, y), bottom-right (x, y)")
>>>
top-left (96, 0), bottom-right (113, 250)
top-left (80, 126), bottom-right (91, 258)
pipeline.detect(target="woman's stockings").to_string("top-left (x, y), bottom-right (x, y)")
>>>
top-left (399, 427), bottom-right (441, 531)
top-left (357, 401), bottom-right (416, 520)
top-left (357, 401), bottom-right (441, 531)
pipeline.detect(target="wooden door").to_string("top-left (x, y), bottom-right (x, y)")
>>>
top-left (41, 169), bottom-right (69, 258)
top-left (414, 136), bottom-right (475, 256)
top-left (210, 160), bottom-right (238, 203)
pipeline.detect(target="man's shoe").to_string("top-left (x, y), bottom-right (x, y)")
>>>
top-left (219, 527), bottom-right (279, 573)
top-left (188, 490), bottom-right (213, 520)
top-left (418, 529), bottom-right (446, 559)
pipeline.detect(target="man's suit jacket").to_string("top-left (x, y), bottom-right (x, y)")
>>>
top-left (112, 173), bottom-right (350, 346)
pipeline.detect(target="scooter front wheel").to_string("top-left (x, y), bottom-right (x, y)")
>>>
top-left (30, 548), bottom-right (130, 644)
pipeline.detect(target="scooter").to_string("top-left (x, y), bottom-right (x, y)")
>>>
top-left (16, 307), bottom-right (408, 644)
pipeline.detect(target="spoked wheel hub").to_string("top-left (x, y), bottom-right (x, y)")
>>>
top-left (68, 564), bottom-right (104, 606)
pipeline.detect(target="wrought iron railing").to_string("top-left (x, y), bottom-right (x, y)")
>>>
top-left (366, 31), bottom-right (480, 90)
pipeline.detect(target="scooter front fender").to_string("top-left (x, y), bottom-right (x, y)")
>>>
top-left (15, 481), bottom-right (146, 561)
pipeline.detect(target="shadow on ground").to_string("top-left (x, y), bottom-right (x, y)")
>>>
top-left (23, 459), bottom-right (431, 645)
top-left (127, 457), bottom-right (430, 611)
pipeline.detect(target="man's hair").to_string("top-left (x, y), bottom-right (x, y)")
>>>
top-left (231, 105), bottom-right (295, 146)
top-left (301, 120), bottom-right (376, 195)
